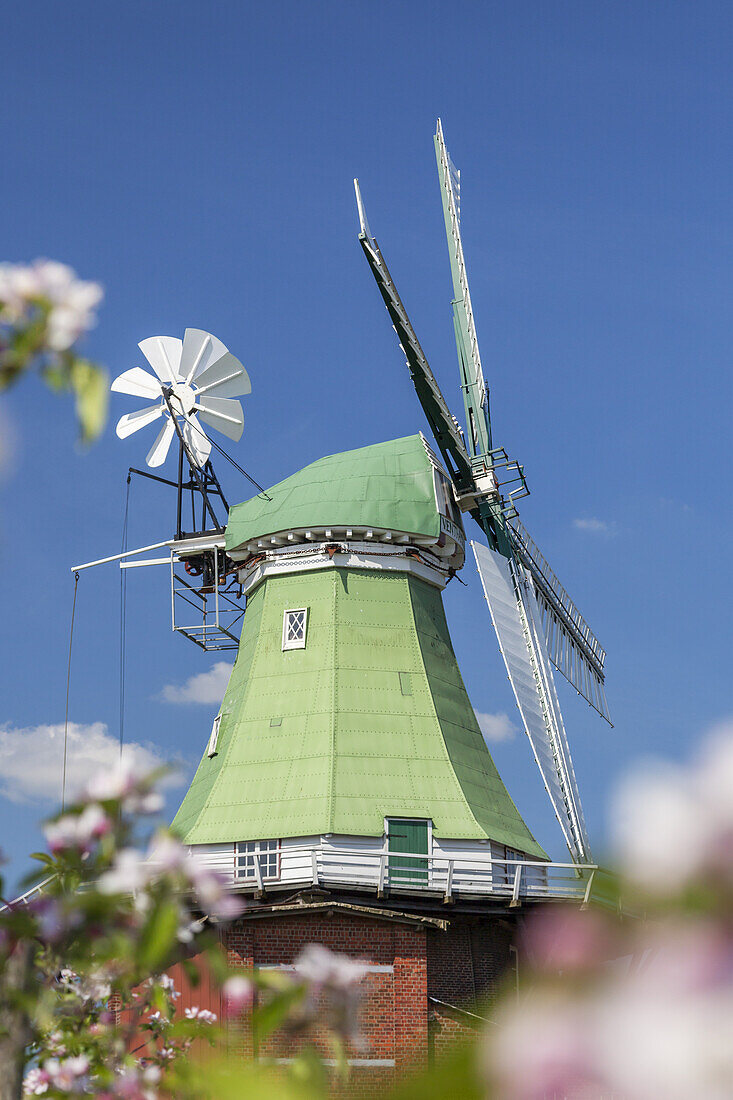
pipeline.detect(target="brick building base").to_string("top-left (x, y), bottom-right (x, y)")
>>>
top-left (165, 898), bottom-right (519, 1087)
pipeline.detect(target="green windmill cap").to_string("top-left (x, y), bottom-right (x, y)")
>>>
top-left (226, 434), bottom-right (457, 555)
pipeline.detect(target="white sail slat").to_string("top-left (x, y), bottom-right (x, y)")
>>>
top-left (472, 540), bottom-right (591, 863)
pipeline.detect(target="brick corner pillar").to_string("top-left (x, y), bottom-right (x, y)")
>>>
top-left (393, 925), bottom-right (428, 1073)
top-left (222, 921), bottom-right (255, 1058)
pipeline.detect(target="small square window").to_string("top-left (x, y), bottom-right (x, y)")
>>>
top-left (207, 714), bottom-right (222, 758)
top-left (282, 608), bottom-right (308, 650)
top-left (235, 839), bottom-right (280, 881)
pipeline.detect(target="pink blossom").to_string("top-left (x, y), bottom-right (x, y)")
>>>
top-left (522, 905), bottom-right (615, 975)
top-left (113, 1066), bottom-right (159, 1100)
top-left (187, 862), bottom-right (245, 921)
top-left (31, 899), bottom-right (66, 943)
top-left (44, 804), bottom-right (111, 855)
top-left (43, 1054), bottom-right (89, 1091)
top-left (23, 1067), bottom-right (50, 1095)
top-left (222, 975), bottom-right (254, 1017)
top-left (593, 935), bottom-right (733, 1100)
top-left (484, 990), bottom-right (602, 1099)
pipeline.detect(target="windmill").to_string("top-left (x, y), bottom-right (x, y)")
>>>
top-left (111, 328), bottom-right (251, 540)
top-left (353, 119), bottom-right (610, 864)
top-left (56, 126), bottom-right (606, 1071)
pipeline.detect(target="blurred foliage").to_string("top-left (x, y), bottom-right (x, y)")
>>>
top-left (0, 260), bottom-right (108, 444)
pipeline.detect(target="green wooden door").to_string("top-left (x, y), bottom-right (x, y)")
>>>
top-left (387, 819), bottom-right (428, 885)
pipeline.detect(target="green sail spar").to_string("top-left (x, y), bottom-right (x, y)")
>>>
top-left (172, 435), bottom-right (544, 860)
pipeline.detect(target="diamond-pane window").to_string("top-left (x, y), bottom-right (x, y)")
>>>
top-left (235, 840), bottom-right (279, 881)
top-left (282, 608), bottom-right (308, 650)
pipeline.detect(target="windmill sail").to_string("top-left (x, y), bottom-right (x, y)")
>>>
top-left (354, 180), bottom-right (475, 493)
top-left (434, 119), bottom-right (491, 459)
top-left (508, 519), bottom-right (611, 723)
top-left (472, 540), bottom-right (592, 863)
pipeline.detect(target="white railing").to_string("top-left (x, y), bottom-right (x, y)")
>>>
top-left (2, 851), bottom-right (600, 914)
top-left (201, 844), bottom-right (598, 906)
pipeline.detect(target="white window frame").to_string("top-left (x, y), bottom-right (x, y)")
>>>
top-left (206, 714), bottom-right (222, 758)
top-left (282, 607), bottom-right (308, 651)
top-left (432, 466), bottom-right (461, 526)
top-left (235, 839), bottom-right (280, 881)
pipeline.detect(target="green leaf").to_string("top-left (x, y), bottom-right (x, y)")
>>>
top-left (253, 984), bottom-right (306, 1043)
top-left (180, 956), bottom-right (200, 987)
top-left (174, 1056), bottom-right (319, 1100)
top-left (289, 1046), bottom-right (329, 1092)
top-left (29, 852), bottom-right (56, 867)
top-left (386, 1040), bottom-right (485, 1100)
top-left (68, 358), bottom-right (109, 444)
top-left (138, 898), bottom-right (180, 973)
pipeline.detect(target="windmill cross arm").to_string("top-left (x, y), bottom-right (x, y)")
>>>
top-left (508, 518), bottom-right (612, 724)
top-left (353, 179), bottom-right (475, 493)
top-left (434, 119), bottom-right (492, 460)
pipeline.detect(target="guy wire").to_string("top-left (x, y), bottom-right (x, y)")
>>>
top-left (119, 473), bottom-right (131, 759)
top-left (61, 571), bottom-right (80, 813)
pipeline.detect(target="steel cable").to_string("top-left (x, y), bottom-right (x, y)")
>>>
top-left (61, 571), bottom-right (80, 812)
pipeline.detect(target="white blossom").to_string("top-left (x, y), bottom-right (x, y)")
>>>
top-left (84, 757), bottom-right (144, 803)
top-left (184, 1006), bottom-right (217, 1023)
top-left (98, 848), bottom-right (149, 895)
top-left (612, 720), bottom-right (733, 894)
top-left (0, 259), bottom-right (103, 350)
top-left (294, 944), bottom-right (369, 991)
top-left (147, 834), bottom-right (187, 873)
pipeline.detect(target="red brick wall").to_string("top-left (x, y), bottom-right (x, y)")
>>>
top-left (160, 908), bottom-right (515, 1080)
top-left (226, 913), bottom-right (428, 1074)
top-left (428, 1003), bottom-right (477, 1062)
top-left (427, 916), bottom-right (514, 1011)
top-left (163, 911), bottom-right (428, 1081)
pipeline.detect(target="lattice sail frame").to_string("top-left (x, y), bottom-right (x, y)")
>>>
top-left (472, 541), bottom-right (591, 864)
top-left (508, 519), bottom-right (611, 723)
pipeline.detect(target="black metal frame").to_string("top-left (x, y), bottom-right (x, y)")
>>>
top-left (129, 389), bottom-right (230, 540)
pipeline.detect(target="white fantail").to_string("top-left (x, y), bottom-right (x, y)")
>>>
top-left (111, 329), bottom-right (251, 468)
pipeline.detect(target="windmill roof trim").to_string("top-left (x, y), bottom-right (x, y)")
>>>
top-left (225, 435), bottom-right (454, 553)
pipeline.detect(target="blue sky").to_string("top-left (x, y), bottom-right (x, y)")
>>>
top-left (1, 1), bottom-right (731, 888)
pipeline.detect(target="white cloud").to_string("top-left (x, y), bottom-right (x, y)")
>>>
top-left (160, 661), bottom-right (233, 705)
top-left (475, 710), bottom-right (518, 744)
top-left (0, 722), bottom-right (184, 806)
top-left (573, 517), bottom-right (617, 536)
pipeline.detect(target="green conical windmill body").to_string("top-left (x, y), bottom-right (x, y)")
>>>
top-left (172, 435), bottom-right (543, 861)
